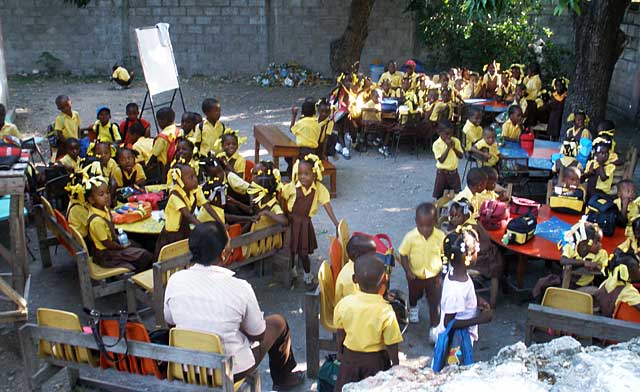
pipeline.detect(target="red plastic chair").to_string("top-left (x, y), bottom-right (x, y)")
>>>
top-left (614, 302), bottom-right (640, 323)
top-left (329, 237), bottom-right (343, 283)
top-left (244, 160), bottom-right (255, 182)
top-left (53, 209), bottom-right (75, 255)
top-left (223, 224), bottom-right (244, 265)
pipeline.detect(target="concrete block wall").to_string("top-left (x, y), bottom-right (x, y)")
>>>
top-left (608, 7), bottom-right (640, 118)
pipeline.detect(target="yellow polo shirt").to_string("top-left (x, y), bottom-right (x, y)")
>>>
top-left (615, 197), bottom-right (640, 237)
top-left (112, 164), bottom-right (146, 188)
top-left (524, 74), bottom-right (542, 101)
top-left (474, 139), bottom-right (499, 167)
top-left (617, 237), bottom-right (639, 255)
top-left (93, 121), bottom-right (121, 143)
top-left (151, 124), bottom-right (182, 165)
top-left (281, 181), bottom-right (330, 218)
top-left (318, 118), bottom-right (334, 145)
top-left (67, 201), bottom-right (89, 238)
top-left (562, 245), bottom-right (608, 287)
top-left (334, 291), bottom-right (403, 352)
top-left (462, 120), bottom-right (482, 151)
top-left (335, 260), bottom-right (358, 305)
top-left (217, 151), bottom-right (246, 179)
top-left (378, 71), bottom-right (404, 89)
top-left (0, 123), bottom-right (22, 139)
top-left (59, 154), bottom-right (80, 173)
top-left (54, 110), bottom-right (81, 140)
top-left (164, 186), bottom-right (209, 232)
top-left (566, 127), bottom-right (592, 141)
top-left (454, 186), bottom-right (481, 218)
top-left (198, 203), bottom-right (225, 225)
top-left (112, 66), bottom-right (130, 82)
top-left (398, 227), bottom-right (445, 279)
top-left (291, 116), bottom-right (321, 149)
top-left (433, 137), bottom-right (462, 171)
top-left (361, 100), bottom-right (381, 122)
top-left (585, 160), bottom-right (616, 194)
top-left (133, 137), bottom-right (153, 164)
top-left (88, 206), bottom-right (114, 251)
top-left (429, 101), bottom-right (450, 122)
top-left (502, 119), bottom-right (521, 140)
top-left (102, 159), bottom-right (118, 179)
top-left (191, 119), bottom-right (225, 157)
top-left (475, 189), bottom-right (499, 208)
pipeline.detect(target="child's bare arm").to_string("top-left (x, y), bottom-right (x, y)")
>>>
top-left (453, 143), bottom-right (464, 159)
top-left (257, 210), bottom-right (288, 226)
top-left (323, 202), bottom-right (340, 229)
top-left (386, 344), bottom-right (400, 366)
top-left (399, 255), bottom-right (415, 281)
top-left (596, 164), bottom-right (609, 181)
top-left (470, 145), bottom-right (489, 161)
top-left (437, 145), bottom-right (452, 163)
top-left (202, 204), bottom-right (224, 225)
top-left (443, 309), bottom-right (493, 329)
top-left (179, 206), bottom-right (200, 226)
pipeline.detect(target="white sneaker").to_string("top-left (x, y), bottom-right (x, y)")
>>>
top-left (429, 327), bottom-right (439, 345)
top-left (290, 266), bottom-right (298, 278)
top-left (303, 272), bottom-right (313, 284)
top-left (409, 307), bottom-right (419, 324)
top-left (342, 147), bottom-right (351, 160)
top-left (335, 142), bottom-right (343, 152)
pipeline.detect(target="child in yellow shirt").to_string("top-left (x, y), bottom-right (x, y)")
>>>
top-left (316, 99), bottom-right (334, 159)
top-left (92, 106), bottom-right (122, 144)
top-left (149, 108), bottom-right (183, 172)
top-left (432, 121), bottom-right (463, 198)
top-left (192, 98), bottom-right (226, 158)
top-left (453, 168), bottom-right (488, 218)
top-left (502, 105), bottom-right (523, 141)
top-left (565, 110), bottom-right (592, 142)
top-left (429, 88), bottom-right (453, 122)
top-left (478, 166), bottom-right (509, 203)
top-left (111, 64), bottom-right (133, 88)
top-left (65, 174), bottom-right (89, 239)
top-left (129, 123), bottom-right (153, 164)
top-left (216, 130), bottom-right (247, 180)
top-left (377, 61), bottom-right (404, 89)
top-left (57, 138), bottom-right (81, 173)
top-left (90, 141), bottom-right (118, 180)
top-left (399, 202), bottom-right (445, 342)
top-left (617, 218), bottom-right (640, 258)
top-left (615, 180), bottom-right (639, 235)
top-left (112, 147), bottom-right (146, 188)
top-left (462, 108), bottom-right (483, 151)
top-left (335, 234), bottom-right (377, 305)
top-left (584, 140), bottom-right (616, 198)
top-left (334, 253), bottom-right (402, 391)
top-left (0, 104), bottom-right (22, 139)
top-left (594, 252), bottom-right (640, 317)
top-left (54, 95), bottom-right (85, 158)
top-left (471, 127), bottom-right (499, 167)
top-left (560, 221), bottom-right (608, 291)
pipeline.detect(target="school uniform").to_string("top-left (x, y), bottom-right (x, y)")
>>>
top-left (54, 110), bottom-right (81, 141)
top-left (361, 100), bottom-right (382, 122)
top-left (101, 159), bottom-right (118, 179)
top-left (429, 101), bottom-right (451, 122)
top-left (92, 120), bottom-right (122, 143)
top-left (378, 71), bottom-right (404, 89)
top-left (0, 122), bottom-right (22, 139)
top-left (66, 201), bottom-right (89, 238)
top-left (561, 245), bottom-right (608, 287)
top-left (617, 237), bottom-right (639, 257)
top-left (524, 75), bottom-right (542, 101)
top-left (462, 120), bottom-right (482, 151)
top-left (432, 137), bottom-right (462, 198)
top-left (59, 154), bottom-right (81, 173)
top-left (335, 260), bottom-right (358, 305)
top-left (594, 279), bottom-right (640, 317)
top-left (88, 205), bottom-right (152, 271)
top-left (247, 198), bottom-right (283, 251)
top-left (473, 139), bottom-right (499, 167)
top-left (566, 126), bottom-right (592, 141)
top-left (454, 186), bottom-right (481, 218)
top-left (317, 117), bottom-right (334, 148)
top-left (282, 181), bottom-right (330, 257)
top-left (112, 164), bottom-right (146, 188)
top-left (399, 228), bottom-right (445, 307)
top-left (151, 124), bottom-right (183, 166)
top-left (552, 156), bottom-right (582, 175)
top-left (585, 159), bottom-right (616, 196)
top-left (191, 119), bottom-right (225, 157)
top-left (218, 151), bottom-right (246, 179)
top-left (133, 136), bottom-right (154, 164)
top-left (404, 91), bottom-right (423, 115)
top-left (502, 119), bottom-right (521, 140)
top-left (333, 291), bottom-right (403, 391)
top-left (291, 117), bottom-right (321, 149)
top-left (120, 117), bottom-right (151, 145)
top-left (112, 66), bottom-right (130, 82)
top-left (482, 74), bottom-right (500, 98)
top-left (614, 197), bottom-right (640, 237)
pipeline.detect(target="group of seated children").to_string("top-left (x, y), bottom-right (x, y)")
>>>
top-left (55, 96), bottom-right (340, 289)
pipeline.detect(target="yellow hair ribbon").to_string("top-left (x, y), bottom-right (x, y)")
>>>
top-left (84, 175), bottom-right (107, 191)
top-left (81, 161), bottom-right (105, 178)
top-left (292, 154), bottom-right (324, 183)
top-left (65, 182), bottom-right (86, 203)
top-left (247, 182), bottom-right (269, 205)
top-left (170, 167), bottom-right (184, 188)
top-left (604, 264), bottom-right (630, 293)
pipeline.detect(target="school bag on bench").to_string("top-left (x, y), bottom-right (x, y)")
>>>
top-left (585, 195), bottom-right (618, 237)
top-left (0, 136), bottom-right (22, 169)
top-left (510, 197), bottom-right (540, 217)
top-left (502, 213), bottom-right (537, 245)
top-left (479, 200), bottom-right (510, 230)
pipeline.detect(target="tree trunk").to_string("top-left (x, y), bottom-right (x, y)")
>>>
top-left (329, 0), bottom-right (376, 75)
top-left (563, 0), bottom-right (630, 131)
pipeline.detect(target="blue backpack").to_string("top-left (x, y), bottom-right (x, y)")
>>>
top-left (431, 318), bottom-right (474, 372)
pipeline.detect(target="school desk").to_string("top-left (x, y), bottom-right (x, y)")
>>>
top-left (115, 216), bottom-right (164, 235)
top-left (486, 205), bottom-right (627, 289)
top-left (500, 139), bottom-right (561, 171)
top-left (253, 124), bottom-right (300, 170)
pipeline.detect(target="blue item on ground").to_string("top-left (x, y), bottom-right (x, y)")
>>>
top-left (432, 318), bottom-right (474, 372)
top-left (535, 216), bottom-right (573, 244)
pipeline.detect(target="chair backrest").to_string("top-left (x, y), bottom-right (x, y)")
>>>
top-left (37, 308), bottom-right (95, 366)
top-left (338, 219), bottom-right (349, 266)
top-left (225, 224), bottom-right (244, 265)
top-left (40, 196), bottom-right (55, 218)
top-left (244, 159), bottom-right (255, 183)
top-left (541, 287), bottom-right (593, 314)
top-left (168, 328), bottom-right (225, 387)
top-left (157, 239), bottom-right (191, 285)
top-left (329, 237), bottom-right (343, 283)
top-left (318, 260), bottom-right (337, 333)
top-left (614, 302), bottom-right (640, 323)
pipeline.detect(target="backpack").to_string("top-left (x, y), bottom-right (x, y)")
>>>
top-left (317, 354), bottom-right (340, 392)
top-left (585, 195), bottom-right (618, 236)
top-left (351, 231), bottom-right (396, 271)
top-left (154, 126), bottom-right (182, 164)
top-left (387, 289), bottom-right (409, 334)
top-left (549, 186), bottom-right (585, 215)
top-left (479, 199), bottom-right (510, 230)
top-left (0, 143), bottom-right (22, 169)
top-left (503, 213), bottom-right (537, 245)
top-left (510, 197), bottom-right (540, 217)
top-left (432, 317), bottom-right (474, 372)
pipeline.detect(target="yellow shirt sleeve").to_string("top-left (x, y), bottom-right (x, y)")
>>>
top-left (617, 284), bottom-right (640, 307)
top-left (381, 306), bottom-right (403, 346)
top-left (134, 164), bottom-right (147, 182)
top-left (164, 193), bottom-right (188, 232)
top-left (111, 167), bottom-right (124, 188)
top-left (67, 204), bottom-right (89, 238)
top-left (398, 231), bottom-right (413, 257)
top-left (194, 187), bottom-right (209, 207)
top-left (151, 138), bottom-right (169, 165)
top-left (315, 182), bottom-right (330, 207)
top-left (89, 215), bottom-right (111, 251)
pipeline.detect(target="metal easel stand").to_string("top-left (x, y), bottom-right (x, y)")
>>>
top-left (139, 86), bottom-right (186, 136)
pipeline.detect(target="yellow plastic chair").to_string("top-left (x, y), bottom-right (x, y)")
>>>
top-left (131, 239), bottom-right (190, 292)
top-left (541, 287), bottom-right (593, 314)
top-left (69, 227), bottom-right (129, 280)
top-left (318, 260), bottom-right (337, 333)
top-left (168, 328), bottom-right (246, 390)
top-left (40, 196), bottom-right (56, 219)
top-left (37, 308), bottom-right (97, 367)
top-left (337, 219), bottom-right (350, 267)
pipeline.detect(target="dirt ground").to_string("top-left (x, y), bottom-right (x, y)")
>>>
top-left (1, 75), bottom-right (638, 391)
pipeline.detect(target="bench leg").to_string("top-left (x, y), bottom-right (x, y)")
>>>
top-left (490, 277), bottom-right (499, 307)
top-left (35, 208), bottom-right (52, 269)
top-left (126, 279), bottom-right (137, 315)
top-left (329, 172), bottom-right (337, 198)
top-left (304, 292), bottom-right (320, 379)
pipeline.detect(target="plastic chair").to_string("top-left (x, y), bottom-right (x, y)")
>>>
top-left (318, 260), bottom-right (337, 333)
top-left (244, 159), bottom-right (255, 183)
top-left (37, 308), bottom-right (97, 366)
top-left (226, 224), bottom-right (245, 264)
top-left (435, 189), bottom-right (456, 219)
top-left (329, 237), bottom-right (343, 283)
top-left (614, 302), bottom-right (640, 323)
top-left (69, 227), bottom-right (130, 281)
top-left (541, 287), bottom-right (593, 315)
top-left (337, 219), bottom-right (349, 266)
top-left (168, 328), bottom-right (247, 390)
top-left (131, 239), bottom-right (190, 292)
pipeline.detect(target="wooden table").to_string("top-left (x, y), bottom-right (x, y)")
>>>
top-left (500, 139), bottom-right (561, 171)
top-left (486, 205), bottom-right (627, 289)
top-left (253, 124), bottom-right (300, 171)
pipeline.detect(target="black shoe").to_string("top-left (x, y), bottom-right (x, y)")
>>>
top-left (273, 371), bottom-right (305, 391)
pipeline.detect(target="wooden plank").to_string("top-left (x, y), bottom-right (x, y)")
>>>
top-left (0, 276), bottom-right (26, 308)
top-left (526, 304), bottom-right (640, 343)
top-left (9, 193), bottom-right (27, 292)
top-left (230, 224), bottom-right (286, 247)
top-left (34, 205), bottom-right (53, 268)
top-left (305, 288), bottom-right (320, 379)
top-left (229, 250), bottom-right (277, 270)
top-left (0, 176), bottom-right (25, 194)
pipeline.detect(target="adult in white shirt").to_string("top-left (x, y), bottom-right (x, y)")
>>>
top-left (164, 221), bottom-right (303, 389)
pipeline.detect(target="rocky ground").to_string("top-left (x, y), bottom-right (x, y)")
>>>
top-left (0, 75), bottom-right (638, 391)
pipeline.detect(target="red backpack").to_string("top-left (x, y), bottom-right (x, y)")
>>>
top-left (479, 200), bottom-right (510, 230)
top-left (154, 127), bottom-right (181, 164)
top-left (510, 196), bottom-right (540, 217)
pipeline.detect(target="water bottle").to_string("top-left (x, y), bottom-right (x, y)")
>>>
top-left (118, 229), bottom-right (130, 247)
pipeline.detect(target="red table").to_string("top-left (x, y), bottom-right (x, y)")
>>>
top-left (486, 205), bottom-right (628, 289)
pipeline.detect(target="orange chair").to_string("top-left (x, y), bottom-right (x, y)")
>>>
top-left (244, 160), bottom-right (255, 182)
top-left (329, 237), bottom-right (343, 283)
top-left (614, 302), bottom-right (640, 323)
top-left (224, 224), bottom-right (244, 265)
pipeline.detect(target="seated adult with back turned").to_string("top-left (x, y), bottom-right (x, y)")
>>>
top-left (163, 222), bottom-right (304, 390)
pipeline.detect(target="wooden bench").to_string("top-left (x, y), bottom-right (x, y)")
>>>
top-left (304, 287), bottom-right (339, 379)
top-left (127, 224), bottom-right (288, 327)
top-left (525, 303), bottom-right (640, 345)
top-left (18, 323), bottom-right (259, 392)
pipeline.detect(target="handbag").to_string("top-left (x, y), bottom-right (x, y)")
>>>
top-left (317, 354), bottom-right (340, 392)
top-left (510, 196), bottom-right (540, 217)
top-left (585, 195), bottom-right (618, 237)
top-left (503, 213), bottom-right (537, 245)
top-left (479, 199), bottom-right (510, 230)
top-left (432, 318), bottom-right (474, 372)
top-left (386, 289), bottom-right (409, 334)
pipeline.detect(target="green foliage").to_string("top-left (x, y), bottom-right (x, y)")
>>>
top-left (462, 0), bottom-right (581, 17)
top-left (407, 0), bottom-right (572, 79)
top-left (36, 52), bottom-right (68, 75)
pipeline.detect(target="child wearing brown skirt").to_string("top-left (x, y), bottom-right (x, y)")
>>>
top-left (86, 176), bottom-right (152, 272)
top-left (281, 154), bottom-right (339, 289)
top-left (334, 254), bottom-right (402, 391)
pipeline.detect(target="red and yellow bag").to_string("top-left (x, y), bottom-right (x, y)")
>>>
top-left (111, 202), bottom-right (151, 224)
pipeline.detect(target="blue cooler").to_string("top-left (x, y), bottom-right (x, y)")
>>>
top-left (381, 99), bottom-right (398, 120)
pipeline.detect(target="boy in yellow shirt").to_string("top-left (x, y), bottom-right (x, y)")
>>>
top-left (399, 202), bottom-right (445, 342)
top-left (454, 168), bottom-right (488, 219)
top-left (584, 140), bottom-right (616, 198)
top-left (471, 127), bottom-right (500, 167)
top-left (92, 106), bottom-right (122, 143)
top-left (335, 234), bottom-right (377, 305)
top-left (334, 253), bottom-right (402, 391)
top-left (149, 107), bottom-right (183, 171)
top-left (57, 138), bottom-right (81, 173)
top-left (0, 104), bottom-right (22, 139)
top-left (502, 105), bottom-right (523, 141)
top-left (614, 180), bottom-right (639, 236)
top-left (429, 88), bottom-right (453, 123)
top-left (377, 61), bottom-right (404, 89)
top-left (53, 95), bottom-right (84, 158)
top-left (290, 99), bottom-right (321, 152)
top-left (191, 98), bottom-right (226, 158)
top-left (432, 121), bottom-right (463, 198)
top-left (462, 108), bottom-right (483, 151)
top-left (560, 221), bottom-right (607, 291)
top-left (129, 123), bottom-right (153, 164)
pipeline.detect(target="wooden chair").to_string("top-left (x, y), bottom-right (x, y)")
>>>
top-left (126, 239), bottom-right (190, 322)
top-left (36, 196), bottom-right (75, 268)
top-left (322, 159), bottom-right (337, 198)
top-left (168, 328), bottom-right (259, 391)
top-left (337, 219), bottom-right (350, 266)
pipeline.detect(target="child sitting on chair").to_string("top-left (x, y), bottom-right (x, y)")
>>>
top-left (615, 180), bottom-right (639, 234)
top-left (65, 173), bottom-right (89, 240)
top-left (560, 220), bottom-right (608, 294)
top-left (129, 123), bottom-right (153, 165)
top-left (113, 147), bottom-right (146, 188)
top-left (502, 105), bottom-right (523, 141)
top-left (462, 108), bottom-right (483, 152)
top-left (334, 253), bottom-right (402, 391)
top-left (91, 141), bottom-right (118, 179)
top-left (335, 234), bottom-right (377, 305)
top-left (594, 251), bottom-right (640, 317)
top-left (0, 103), bottom-right (22, 139)
top-left (565, 110), bottom-right (591, 142)
top-left (111, 64), bottom-right (133, 89)
top-left (454, 168), bottom-right (488, 219)
top-left (471, 127), bottom-right (500, 167)
top-left (245, 165), bottom-right (287, 247)
top-left (584, 139), bottom-right (616, 198)
top-left (120, 102), bottom-right (151, 145)
top-left (86, 176), bottom-right (152, 271)
top-left (290, 99), bottom-right (321, 156)
top-left (478, 166), bottom-right (509, 203)
top-left (618, 218), bottom-right (640, 258)
top-left (553, 141), bottom-right (583, 180)
top-left (216, 130), bottom-right (248, 180)
top-left (92, 106), bottom-right (122, 144)
top-left (552, 166), bottom-right (586, 205)
top-left (432, 121), bottom-right (463, 199)
top-left (149, 107), bottom-right (183, 175)
top-left (57, 138), bottom-right (81, 173)
top-left (399, 203), bottom-right (445, 343)
top-left (166, 138), bottom-right (199, 185)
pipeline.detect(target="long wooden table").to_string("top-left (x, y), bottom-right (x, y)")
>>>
top-left (253, 124), bottom-right (300, 171)
top-left (486, 205), bottom-right (627, 289)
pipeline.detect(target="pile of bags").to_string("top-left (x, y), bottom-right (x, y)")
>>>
top-left (253, 62), bottom-right (326, 87)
